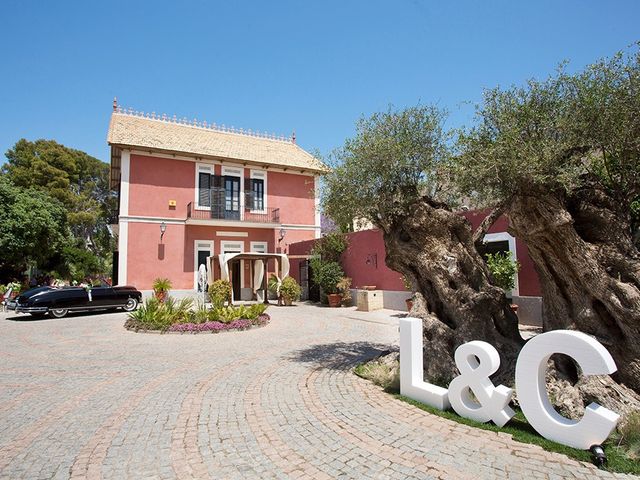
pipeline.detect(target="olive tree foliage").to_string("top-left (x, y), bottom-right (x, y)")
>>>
top-left (322, 106), bottom-right (523, 386)
top-left (456, 45), bottom-right (640, 397)
top-left (456, 47), bottom-right (640, 218)
top-left (323, 106), bottom-right (453, 232)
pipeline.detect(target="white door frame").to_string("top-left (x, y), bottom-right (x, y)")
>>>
top-left (220, 240), bottom-right (245, 289)
top-left (194, 240), bottom-right (214, 290)
top-left (483, 232), bottom-right (519, 296)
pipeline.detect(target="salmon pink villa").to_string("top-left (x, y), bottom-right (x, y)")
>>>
top-left (107, 101), bottom-right (328, 299)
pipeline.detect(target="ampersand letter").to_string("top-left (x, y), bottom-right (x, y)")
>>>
top-left (447, 341), bottom-right (515, 427)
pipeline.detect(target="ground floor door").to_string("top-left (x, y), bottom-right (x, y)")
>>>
top-left (230, 260), bottom-right (241, 300)
top-left (306, 260), bottom-right (320, 302)
top-left (299, 260), bottom-right (309, 301)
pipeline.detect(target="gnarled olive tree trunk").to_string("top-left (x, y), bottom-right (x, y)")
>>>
top-left (381, 196), bottom-right (524, 386)
top-left (507, 184), bottom-right (640, 395)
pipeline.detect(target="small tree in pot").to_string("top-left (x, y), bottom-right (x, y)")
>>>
top-left (152, 278), bottom-right (172, 303)
top-left (311, 259), bottom-right (345, 307)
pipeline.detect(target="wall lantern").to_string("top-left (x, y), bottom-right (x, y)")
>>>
top-left (278, 228), bottom-right (286, 243)
top-left (160, 222), bottom-right (167, 242)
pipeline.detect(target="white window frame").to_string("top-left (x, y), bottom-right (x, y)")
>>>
top-left (220, 240), bottom-right (245, 288)
top-left (483, 232), bottom-right (519, 296)
top-left (250, 241), bottom-right (268, 253)
top-left (194, 240), bottom-right (214, 290)
top-left (250, 169), bottom-right (267, 213)
top-left (221, 165), bottom-right (244, 213)
top-left (195, 163), bottom-right (214, 211)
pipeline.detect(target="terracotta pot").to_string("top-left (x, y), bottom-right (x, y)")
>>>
top-left (283, 297), bottom-right (293, 306)
top-left (154, 291), bottom-right (167, 303)
top-left (327, 293), bottom-right (342, 308)
top-left (406, 298), bottom-right (414, 311)
top-left (510, 303), bottom-right (519, 315)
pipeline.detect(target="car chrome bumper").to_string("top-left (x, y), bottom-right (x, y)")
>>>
top-left (8, 304), bottom-right (48, 313)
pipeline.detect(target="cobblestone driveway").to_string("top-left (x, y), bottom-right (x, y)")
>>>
top-left (0, 304), bottom-right (634, 479)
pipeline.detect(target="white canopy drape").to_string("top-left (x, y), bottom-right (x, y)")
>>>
top-left (214, 252), bottom-right (290, 300)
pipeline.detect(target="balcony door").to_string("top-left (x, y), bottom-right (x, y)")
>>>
top-left (224, 176), bottom-right (241, 220)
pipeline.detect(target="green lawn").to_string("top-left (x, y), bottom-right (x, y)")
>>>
top-left (354, 365), bottom-right (640, 475)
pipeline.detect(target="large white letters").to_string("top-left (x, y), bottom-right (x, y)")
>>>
top-left (515, 330), bottom-right (620, 450)
top-left (447, 341), bottom-right (514, 427)
top-left (399, 317), bottom-right (620, 449)
top-left (399, 317), bottom-right (450, 409)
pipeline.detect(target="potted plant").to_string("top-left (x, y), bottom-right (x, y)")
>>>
top-left (402, 275), bottom-right (414, 311)
top-left (311, 260), bottom-right (345, 307)
top-left (280, 276), bottom-right (301, 306)
top-left (209, 279), bottom-right (232, 308)
top-left (152, 277), bottom-right (172, 303)
top-left (336, 277), bottom-right (352, 306)
top-left (485, 252), bottom-right (520, 313)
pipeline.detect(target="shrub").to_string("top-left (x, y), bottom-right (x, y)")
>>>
top-left (485, 251), bottom-right (520, 292)
top-left (126, 296), bottom-right (193, 331)
top-left (193, 302), bottom-right (209, 324)
top-left (280, 277), bottom-right (301, 303)
top-left (127, 297), bottom-right (173, 331)
top-left (248, 303), bottom-right (268, 319)
top-left (125, 299), bottom-right (270, 333)
top-left (354, 355), bottom-right (400, 393)
top-left (162, 297), bottom-right (194, 324)
top-left (311, 232), bottom-right (348, 263)
top-left (616, 411), bottom-right (640, 459)
top-left (209, 279), bottom-right (232, 308)
top-left (310, 259), bottom-right (344, 295)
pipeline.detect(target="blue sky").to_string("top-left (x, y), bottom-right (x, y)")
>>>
top-left (0, 1), bottom-right (638, 164)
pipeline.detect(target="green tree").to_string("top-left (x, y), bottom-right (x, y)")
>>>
top-left (456, 45), bottom-right (640, 397)
top-left (2, 139), bottom-right (116, 274)
top-left (322, 105), bottom-right (523, 386)
top-left (0, 177), bottom-right (68, 280)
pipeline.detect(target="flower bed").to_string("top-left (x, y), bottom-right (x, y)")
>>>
top-left (167, 314), bottom-right (270, 333)
top-left (124, 298), bottom-right (271, 334)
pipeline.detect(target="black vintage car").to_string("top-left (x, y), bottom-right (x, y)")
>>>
top-left (7, 285), bottom-right (142, 318)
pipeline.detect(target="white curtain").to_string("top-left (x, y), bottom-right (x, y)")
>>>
top-left (253, 259), bottom-right (264, 293)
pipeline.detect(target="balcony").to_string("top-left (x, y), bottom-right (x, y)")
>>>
top-left (187, 202), bottom-right (280, 224)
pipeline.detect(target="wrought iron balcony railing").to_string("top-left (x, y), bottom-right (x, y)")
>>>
top-left (187, 202), bottom-right (280, 224)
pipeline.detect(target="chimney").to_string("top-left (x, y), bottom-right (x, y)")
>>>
top-left (292, 131), bottom-right (296, 144)
top-left (113, 97), bottom-right (118, 111)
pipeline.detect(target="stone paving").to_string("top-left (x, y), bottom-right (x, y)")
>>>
top-left (0, 304), bottom-right (635, 479)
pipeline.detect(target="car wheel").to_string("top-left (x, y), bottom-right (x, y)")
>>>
top-left (49, 308), bottom-right (68, 318)
top-left (122, 297), bottom-right (138, 312)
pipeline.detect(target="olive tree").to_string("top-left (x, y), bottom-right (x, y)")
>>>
top-left (323, 106), bottom-right (523, 385)
top-left (456, 47), bottom-right (640, 404)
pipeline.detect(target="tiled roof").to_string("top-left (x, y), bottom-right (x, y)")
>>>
top-left (107, 109), bottom-right (329, 173)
